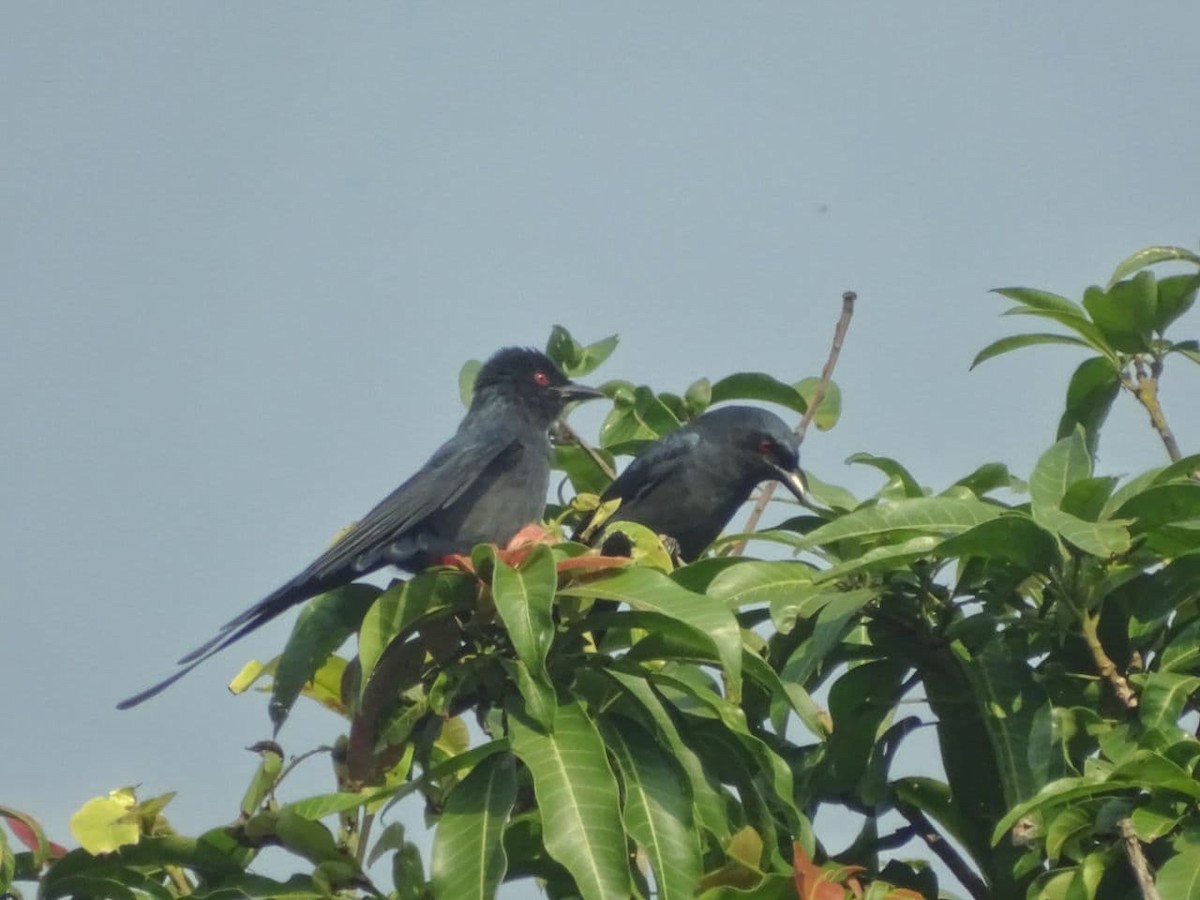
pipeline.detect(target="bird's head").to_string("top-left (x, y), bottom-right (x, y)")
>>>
top-left (473, 347), bottom-right (604, 424)
top-left (703, 406), bottom-right (809, 502)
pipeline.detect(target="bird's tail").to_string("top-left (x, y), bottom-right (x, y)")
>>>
top-left (115, 578), bottom-right (313, 710)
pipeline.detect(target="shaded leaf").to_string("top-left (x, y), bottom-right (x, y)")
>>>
top-left (430, 752), bottom-right (518, 900)
top-left (509, 698), bottom-right (633, 900)
top-left (1056, 357), bottom-right (1120, 455)
top-left (710, 372), bottom-right (809, 415)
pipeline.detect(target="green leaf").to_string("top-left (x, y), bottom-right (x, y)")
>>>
top-left (971, 332), bottom-right (1091, 369)
top-left (576, 333), bottom-right (620, 377)
top-left (601, 670), bottom-right (730, 843)
top-left (1115, 483), bottom-right (1200, 534)
top-left (599, 716), bottom-right (702, 900)
top-left (1030, 430), bottom-right (1093, 512)
top-left (459, 359), bottom-right (483, 407)
top-left (795, 496), bottom-right (1003, 549)
top-left (794, 377), bottom-right (841, 430)
top-left (705, 560), bottom-right (816, 611)
top-left (950, 462), bottom-right (1019, 497)
top-left (560, 568), bottom-right (742, 700)
top-left (429, 752), bottom-right (518, 900)
top-left (684, 377), bottom-right (713, 416)
top-left (709, 372), bottom-right (809, 415)
top-left (778, 589), bottom-right (878, 685)
top-left (1082, 273), bottom-right (1157, 353)
top-left (555, 444), bottom-right (617, 496)
top-left (1108, 244), bottom-right (1200, 287)
top-left (1156, 847), bottom-right (1200, 898)
top-left (1034, 506), bottom-right (1131, 557)
top-left (509, 698), bottom-right (633, 900)
top-left (937, 514), bottom-right (1059, 572)
top-left (546, 325), bottom-right (583, 372)
top-left (1056, 357), bottom-right (1120, 454)
top-left (1138, 672), bottom-right (1200, 731)
top-left (891, 778), bottom-right (980, 869)
top-left (993, 286), bottom-right (1088, 318)
top-left (845, 452), bottom-right (924, 497)
top-left (599, 386), bottom-right (682, 448)
top-left (1154, 273), bottom-right (1200, 334)
top-left (269, 584), bottom-right (377, 731)
top-left (489, 545), bottom-right (556, 684)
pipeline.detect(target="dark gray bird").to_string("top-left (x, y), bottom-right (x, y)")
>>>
top-left (119, 347), bottom-right (602, 708)
top-left (577, 405), bottom-right (808, 561)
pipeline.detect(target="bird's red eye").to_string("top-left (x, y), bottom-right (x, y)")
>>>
top-left (533, 370), bottom-right (551, 387)
top-left (757, 437), bottom-right (775, 455)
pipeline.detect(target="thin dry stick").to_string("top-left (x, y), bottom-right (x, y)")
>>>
top-left (556, 420), bottom-right (617, 481)
top-left (1119, 817), bottom-right (1162, 900)
top-left (730, 291), bottom-right (856, 555)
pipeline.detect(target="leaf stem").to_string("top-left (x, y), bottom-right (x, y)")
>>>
top-left (731, 291), bottom-right (856, 554)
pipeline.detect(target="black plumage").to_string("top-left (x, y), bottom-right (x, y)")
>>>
top-left (577, 405), bottom-right (808, 560)
top-left (118, 347), bottom-right (601, 708)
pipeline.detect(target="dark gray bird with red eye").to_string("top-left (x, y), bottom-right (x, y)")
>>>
top-left (577, 405), bottom-right (808, 561)
top-left (119, 347), bottom-right (603, 709)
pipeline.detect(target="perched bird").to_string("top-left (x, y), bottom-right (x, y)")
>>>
top-left (118, 347), bottom-right (602, 708)
top-left (576, 405), bottom-right (808, 561)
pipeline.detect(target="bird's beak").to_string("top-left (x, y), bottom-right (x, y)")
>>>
top-left (554, 383), bottom-right (605, 404)
top-left (771, 463), bottom-right (809, 503)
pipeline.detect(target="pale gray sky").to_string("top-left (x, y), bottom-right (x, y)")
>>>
top-left (3, 4), bottom-right (1198, 896)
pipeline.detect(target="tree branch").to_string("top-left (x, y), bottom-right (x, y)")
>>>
top-left (1119, 817), bottom-right (1161, 900)
top-left (731, 291), bottom-right (855, 555)
top-left (1081, 612), bottom-right (1138, 710)
top-left (1129, 355), bottom-right (1183, 463)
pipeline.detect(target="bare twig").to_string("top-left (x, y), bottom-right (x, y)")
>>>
top-left (894, 802), bottom-right (990, 900)
top-left (556, 420), bottom-right (617, 480)
top-left (1119, 817), bottom-right (1161, 900)
top-left (1082, 612), bottom-right (1138, 710)
top-left (730, 291), bottom-right (856, 555)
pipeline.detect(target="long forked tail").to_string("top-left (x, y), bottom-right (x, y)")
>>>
top-left (115, 580), bottom-right (311, 710)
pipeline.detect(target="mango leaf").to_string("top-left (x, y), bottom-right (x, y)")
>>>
top-left (937, 515), bottom-right (1059, 572)
top-left (794, 377), bottom-right (841, 430)
top-left (1154, 273), bottom-right (1200, 334)
top-left (1029, 430), bottom-right (1092, 512)
top-left (705, 560), bottom-right (816, 610)
top-left (1082, 273), bottom-right (1156, 353)
top-left (602, 669), bottom-right (731, 844)
top-left (971, 332), bottom-right (1091, 370)
top-left (709, 372), bottom-right (809, 415)
top-left (793, 496), bottom-right (1003, 549)
top-left (1137, 672), bottom-right (1200, 731)
top-left (555, 444), bottom-right (617, 496)
top-left (599, 716), bottom-right (702, 900)
top-left (488, 545), bottom-right (556, 685)
top-left (950, 461), bottom-right (1022, 497)
top-left (845, 452), bottom-right (924, 497)
top-left (269, 584), bottom-right (377, 732)
top-left (1154, 847), bottom-right (1200, 897)
top-left (599, 385), bottom-right (681, 449)
top-left (560, 567), bottom-right (742, 700)
top-left (1108, 244), bottom-right (1200, 288)
top-left (1114, 483), bottom-right (1200, 535)
top-left (429, 752), bottom-right (517, 900)
top-left (993, 287), bottom-right (1115, 358)
top-left (1056, 357), bottom-right (1120, 454)
top-left (1034, 506), bottom-right (1131, 557)
top-left (509, 698), bottom-right (633, 900)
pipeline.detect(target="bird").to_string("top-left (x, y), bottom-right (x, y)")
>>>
top-left (575, 405), bottom-right (809, 561)
top-left (118, 347), bottom-right (603, 709)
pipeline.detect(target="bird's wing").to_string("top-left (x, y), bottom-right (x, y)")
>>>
top-left (116, 433), bottom-right (519, 710)
top-left (574, 428), bottom-right (701, 539)
top-left (298, 431), bottom-right (519, 584)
